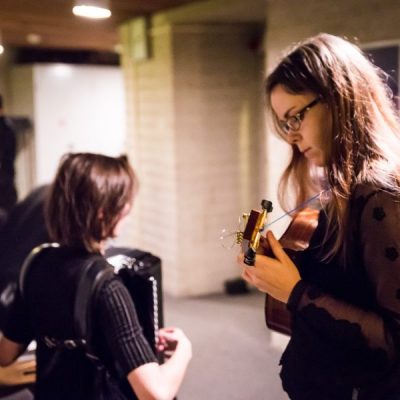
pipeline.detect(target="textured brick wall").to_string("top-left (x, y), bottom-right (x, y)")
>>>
top-left (120, 22), bottom-right (265, 295)
top-left (120, 24), bottom-right (178, 287)
top-left (119, 0), bottom-right (400, 296)
top-left (173, 25), bottom-right (265, 294)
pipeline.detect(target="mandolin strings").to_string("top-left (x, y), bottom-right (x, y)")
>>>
top-left (264, 190), bottom-right (329, 230)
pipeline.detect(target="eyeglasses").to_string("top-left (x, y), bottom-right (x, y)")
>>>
top-left (279, 98), bottom-right (319, 134)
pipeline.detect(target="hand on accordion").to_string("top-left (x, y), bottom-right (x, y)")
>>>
top-left (157, 327), bottom-right (192, 359)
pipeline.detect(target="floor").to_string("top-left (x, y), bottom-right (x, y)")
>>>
top-left (164, 290), bottom-right (290, 400)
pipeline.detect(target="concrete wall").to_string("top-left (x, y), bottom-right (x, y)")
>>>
top-left (120, 21), bottom-right (265, 296)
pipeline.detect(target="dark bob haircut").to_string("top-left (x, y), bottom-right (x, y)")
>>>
top-left (46, 153), bottom-right (137, 252)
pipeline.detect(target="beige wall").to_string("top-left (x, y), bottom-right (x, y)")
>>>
top-left (10, 64), bottom-right (127, 199)
top-left (120, 20), bottom-right (265, 296)
top-left (120, 0), bottom-right (400, 296)
top-left (266, 0), bottom-right (400, 65)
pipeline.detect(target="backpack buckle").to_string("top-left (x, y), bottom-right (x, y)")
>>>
top-left (63, 340), bottom-right (78, 349)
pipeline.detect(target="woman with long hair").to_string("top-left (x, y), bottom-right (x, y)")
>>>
top-left (239, 33), bottom-right (400, 399)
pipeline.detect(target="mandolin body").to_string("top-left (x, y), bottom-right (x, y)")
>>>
top-left (243, 206), bottom-right (320, 336)
top-left (264, 208), bottom-right (319, 335)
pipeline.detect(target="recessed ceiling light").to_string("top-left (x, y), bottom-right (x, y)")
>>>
top-left (113, 43), bottom-right (122, 54)
top-left (72, 0), bottom-right (111, 19)
top-left (27, 33), bottom-right (42, 45)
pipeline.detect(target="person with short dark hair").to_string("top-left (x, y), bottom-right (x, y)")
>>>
top-left (238, 33), bottom-right (400, 399)
top-left (0, 153), bottom-right (192, 400)
top-left (0, 94), bottom-right (17, 221)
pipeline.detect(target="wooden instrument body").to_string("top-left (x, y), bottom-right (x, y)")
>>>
top-left (265, 208), bottom-right (319, 335)
top-left (243, 206), bottom-right (319, 336)
top-left (264, 208), bottom-right (319, 335)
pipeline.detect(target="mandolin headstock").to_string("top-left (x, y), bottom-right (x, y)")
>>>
top-left (242, 200), bottom-right (273, 266)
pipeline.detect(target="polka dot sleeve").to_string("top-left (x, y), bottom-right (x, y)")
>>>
top-left (286, 187), bottom-right (400, 385)
top-left (359, 189), bottom-right (400, 354)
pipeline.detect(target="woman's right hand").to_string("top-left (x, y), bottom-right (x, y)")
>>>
top-left (157, 327), bottom-right (192, 359)
top-left (129, 327), bottom-right (192, 399)
top-left (238, 231), bottom-right (301, 303)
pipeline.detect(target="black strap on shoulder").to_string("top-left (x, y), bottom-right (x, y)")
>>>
top-left (20, 245), bottom-right (114, 350)
top-left (19, 242), bottom-right (60, 299)
top-left (74, 257), bottom-right (114, 352)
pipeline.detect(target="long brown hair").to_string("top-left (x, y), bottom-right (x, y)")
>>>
top-left (265, 33), bottom-right (400, 261)
top-left (46, 153), bottom-right (137, 253)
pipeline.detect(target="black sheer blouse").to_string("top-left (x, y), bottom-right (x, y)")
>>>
top-left (281, 184), bottom-right (400, 400)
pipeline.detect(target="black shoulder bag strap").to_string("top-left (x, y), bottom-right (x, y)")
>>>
top-left (20, 245), bottom-right (113, 352)
top-left (75, 258), bottom-right (128, 400)
top-left (19, 242), bottom-right (60, 298)
top-left (74, 256), bottom-right (114, 357)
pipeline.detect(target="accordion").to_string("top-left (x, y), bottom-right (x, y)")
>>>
top-left (105, 247), bottom-right (164, 362)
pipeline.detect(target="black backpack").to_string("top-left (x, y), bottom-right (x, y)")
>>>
top-left (19, 243), bottom-right (130, 400)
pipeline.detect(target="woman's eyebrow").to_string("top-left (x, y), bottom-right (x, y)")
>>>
top-left (283, 106), bottom-right (296, 119)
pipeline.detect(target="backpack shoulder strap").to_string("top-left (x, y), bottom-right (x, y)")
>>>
top-left (74, 256), bottom-right (115, 350)
top-left (19, 242), bottom-right (60, 299)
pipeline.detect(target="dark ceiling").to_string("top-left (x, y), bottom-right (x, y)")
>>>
top-left (0, 0), bottom-right (204, 52)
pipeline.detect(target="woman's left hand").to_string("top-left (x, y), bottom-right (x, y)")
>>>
top-left (237, 230), bottom-right (301, 303)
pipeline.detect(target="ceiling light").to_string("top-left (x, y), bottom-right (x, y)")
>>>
top-left (72, 0), bottom-right (111, 19)
top-left (27, 33), bottom-right (42, 45)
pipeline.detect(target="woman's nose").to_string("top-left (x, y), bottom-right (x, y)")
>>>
top-left (286, 131), bottom-right (301, 144)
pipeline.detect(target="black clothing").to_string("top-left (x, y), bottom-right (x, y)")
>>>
top-left (0, 186), bottom-right (49, 328)
top-left (281, 184), bottom-right (400, 400)
top-left (0, 116), bottom-right (17, 213)
top-left (3, 246), bottom-right (157, 400)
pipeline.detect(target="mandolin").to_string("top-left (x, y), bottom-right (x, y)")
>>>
top-left (242, 201), bottom-right (319, 336)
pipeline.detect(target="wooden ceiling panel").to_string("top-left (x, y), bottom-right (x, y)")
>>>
top-left (0, 0), bottom-right (203, 51)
